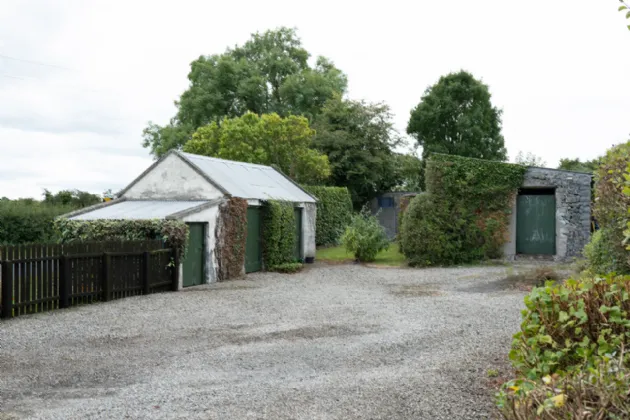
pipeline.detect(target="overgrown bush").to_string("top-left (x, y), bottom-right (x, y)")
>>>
top-left (54, 219), bottom-right (189, 259)
top-left (270, 262), bottom-right (304, 273)
top-left (0, 201), bottom-right (72, 244)
top-left (340, 208), bottom-right (389, 262)
top-left (509, 274), bottom-right (630, 380)
top-left (301, 185), bottom-right (352, 246)
top-left (215, 198), bottom-right (247, 281)
top-left (498, 356), bottom-right (630, 419)
top-left (584, 228), bottom-right (629, 275)
top-left (262, 200), bottom-right (297, 269)
top-left (400, 154), bottom-right (526, 266)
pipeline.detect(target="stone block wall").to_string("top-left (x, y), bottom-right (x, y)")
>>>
top-left (503, 168), bottom-right (592, 260)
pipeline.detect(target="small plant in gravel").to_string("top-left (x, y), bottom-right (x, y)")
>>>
top-left (487, 369), bottom-right (499, 378)
top-left (340, 207), bottom-right (389, 262)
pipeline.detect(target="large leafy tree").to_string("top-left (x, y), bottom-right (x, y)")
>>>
top-left (557, 157), bottom-right (600, 173)
top-left (183, 112), bottom-right (330, 184)
top-left (312, 97), bottom-right (402, 207)
top-left (407, 71), bottom-right (507, 188)
top-left (143, 28), bottom-right (347, 158)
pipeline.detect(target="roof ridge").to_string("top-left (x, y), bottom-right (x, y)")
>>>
top-left (180, 152), bottom-right (273, 169)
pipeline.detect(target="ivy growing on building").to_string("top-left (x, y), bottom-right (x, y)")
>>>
top-left (215, 197), bottom-right (248, 281)
top-left (301, 185), bottom-right (352, 246)
top-left (400, 154), bottom-right (527, 266)
top-left (262, 200), bottom-right (298, 269)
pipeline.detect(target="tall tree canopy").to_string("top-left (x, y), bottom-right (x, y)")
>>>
top-left (407, 71), bottom-right (507, 172)
top-left (143, 28), bottom-right (347, 158)
top-left (183, 112), bottom-right (330, 184)
top-left (557, 157), bottom-right (600, 173)
top-left (312, 97), bottom-right (402, 207)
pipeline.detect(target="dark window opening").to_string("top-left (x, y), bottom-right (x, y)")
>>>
top-left (518, 188), bottom-right (555, 196)
top-left (378, 197), bottom-right (395, 208)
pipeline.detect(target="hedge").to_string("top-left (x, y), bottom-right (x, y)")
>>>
top-left (301, 185), bottom-right (352, 246)
top-left (400, 154), bottom-right (526, 266)
top-left (262, 201), bottom-right (297, 269)
top-left (54, 218), bottom-right (189, 259)
top-left (0, 201), bottom-right (72, 244)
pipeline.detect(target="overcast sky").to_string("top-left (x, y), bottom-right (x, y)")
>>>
top-left (1, 1), bottom-right (629, 199)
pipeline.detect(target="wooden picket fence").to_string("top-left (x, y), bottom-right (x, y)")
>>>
top-left (0, 241), bottom-right (180, 319)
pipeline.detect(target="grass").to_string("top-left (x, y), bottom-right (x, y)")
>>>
top-left (316, 243), bottom-right (407, 266)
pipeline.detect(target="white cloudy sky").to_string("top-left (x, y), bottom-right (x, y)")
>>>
top-left (1, 1), bottom-right (629, 199)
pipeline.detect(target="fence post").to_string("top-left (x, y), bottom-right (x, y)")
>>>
top-left (142, 251), bottom-right (150, 295)
top-left (59, 255), bottom-right (70, 309)
top-left (103, 253), bottom-right (112, 302)
top-left (171, 249), bottom-right (180, 292)
top-left (1, 262), bottom-right (13, 318)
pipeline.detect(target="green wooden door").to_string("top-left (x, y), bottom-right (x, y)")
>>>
top-left (245, 207), bottom-right (262, 273)
top-left (516, 194), bottom-right (556, 255)
top-left (294, 207), bottom-right (303, 262)
top-left (183, 223), bottom-right (205, 287)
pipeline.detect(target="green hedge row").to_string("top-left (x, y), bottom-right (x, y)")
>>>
top-left (400, 154), bottom-right (526, 266)
top-left (262, 201), bottom-right (297, 268)
top-left (0, 202), bottom-right (72, 244)
top-left (301, 185), bottom-right (352, 246)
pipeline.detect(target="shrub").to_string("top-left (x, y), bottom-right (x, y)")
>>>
top-left (215, 198), bottom-right (248, 281)
top-left (54, 219), bottom-right (189, 259)
top-left (497, 356), bottom-right (630, 419)
top-left (340, 208), bottom-right (389, 262)
top-left (400, 154), bottom-right (526, 267)
top-left (509, 274), bottom-right (630, 380)
top-left (262, 201), bottom-right (297, 267)
top-left (583, 228), bottom-right (629, 275)
top-left (0, 201), bottom-right (72, 244)
top-left (269, 262), bottom-right (303, 273)
top-left (301, 185), bottom-right (352, 246)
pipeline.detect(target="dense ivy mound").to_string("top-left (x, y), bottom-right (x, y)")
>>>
top-left (301, 185), bottom-right (352, 246)
top-left (262, 201), bottom-right (298, 270)
top-left (400, 154), bottom-right (526, 266)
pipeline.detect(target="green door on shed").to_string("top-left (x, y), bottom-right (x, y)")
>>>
top-left (294, 207), bottom-right (303, 261)
top-left (245, 207), bottom-right (262, 273)
top-left (183, 223), bottom-right (205, 287)
top-left (516, 194), bottom-right (556, 255)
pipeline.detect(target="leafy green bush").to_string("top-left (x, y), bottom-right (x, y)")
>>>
top-left (340, 208), bottom-right (389, 262)
top-left (262, 201), bottom-right (297, 267)
top-left (584, 228), bottom-right (629, 275)
top-left (269, 262), bottom-right (303, 273)
top-left (54, 219), bottom-right (189, 259)
top-left (400, 154), bottom-right (526, 266)
top-left (497, 356), bottom-right (630, 419)
top-left (0, 201), bottom-right (72, 244)
top-left (301, 185), bottom-right (352, 246)
top-left (509, 274), bottom-right (630, 380)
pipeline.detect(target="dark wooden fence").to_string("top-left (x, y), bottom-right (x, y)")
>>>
top-left (0, 241), bottom-right (180, 319)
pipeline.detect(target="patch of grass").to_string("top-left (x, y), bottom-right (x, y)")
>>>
top-left (487, 369), bottom-right (499, 378)
top-left (317, 243), bottom-right (406, 266)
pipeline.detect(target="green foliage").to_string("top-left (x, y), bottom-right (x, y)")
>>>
top-left (215, 198), bottom-right (248, 281)
top-left (0, 201), bottom-right (73, 244)
top-left (583, 228), bottom-right (630, 275)
top-left (143, 28), bottom-right (347, 157)
top-left (509, 274), bottom-right (630, 380)
top-left (312, 96), bottom-right (403, 208)
top-left (557, 157), bottom-right (599, 173)
top-left (301, 185), bottom-right (352, 246)
top-left (340, 208), bottom-right (389, 262)
top-left (392, 152), bottom-right (423, 192)
top-left (514, 151), bottom-right (546, 167)
top-left (54, 219), bottom-right (189, 259)
top-left (42, 189), bottom-right (101, 208)
top-left (407, 71), bottom-right (507, 189)
top-left (183, 112), bottom-right (330, 184)
top-left (400, 154), bottom-right (526, 266)
top-left (262, 201), bottom-right (297, 268)
top-left (619, 1), bottom-right (630, 30)
top-left (269, 262), bottom-right (303, 273)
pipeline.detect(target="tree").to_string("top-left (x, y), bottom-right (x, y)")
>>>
top-left (407, 71), bottom-right (507, 188)
top-left (183, 112), bottom-right (330, 184)
top-left (514, 151), bottom-right (546, 167)
top-left (557, 157), bottom-right (600, 173)
top-left (619, 1), bottom-right (630, 30)
top-left (143, 28), bottom-right (347, 158)
top-left (393, 152), bottom-right (423, 192)
top-left (42, 189), bottom-right (101, 208)
top-left (312, 97), bottom-right (403, 207)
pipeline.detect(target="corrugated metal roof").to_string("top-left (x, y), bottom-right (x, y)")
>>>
top-left (69, 200), bottom-right (209, 221)
top-left (179, 152), bottom-right (316, 203)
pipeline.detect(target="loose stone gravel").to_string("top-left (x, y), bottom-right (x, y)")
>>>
top-left (0, 263), bottom-right (531, 419)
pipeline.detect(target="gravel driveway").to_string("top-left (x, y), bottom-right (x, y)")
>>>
top-left (0, 263), bottom-right (529, 419)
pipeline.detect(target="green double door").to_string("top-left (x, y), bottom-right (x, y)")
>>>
top-left (245, 207), bottom-right (262, 273)
top-left (183, 223), bottom-right (205, 287)
top-left (516, 194), bottom-right (556, 255)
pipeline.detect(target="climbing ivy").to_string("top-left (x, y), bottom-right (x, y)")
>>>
top-left (262, 200), bottom-right (298, 269)
top-left (301, 185), bottom-right (352, 246)
top-left (215, 197), bottom-right (248, 281)
top-left (400, 154), bottom-right (527, 266)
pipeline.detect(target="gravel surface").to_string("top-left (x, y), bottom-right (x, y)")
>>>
top-left (0, 263), bottom-right (531, 419)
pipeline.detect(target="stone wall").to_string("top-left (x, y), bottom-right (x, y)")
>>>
top-left (503, 168), bottom-right (592, 260)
